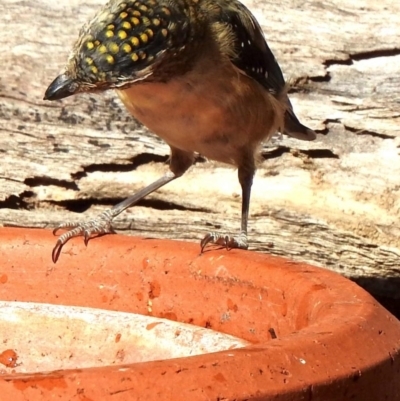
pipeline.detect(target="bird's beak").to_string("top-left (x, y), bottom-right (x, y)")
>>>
top-left (43, 74), bottom-right (78, 101)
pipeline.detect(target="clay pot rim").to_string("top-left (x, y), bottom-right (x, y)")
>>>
top-left (1, 228), bottom-right (400, 400)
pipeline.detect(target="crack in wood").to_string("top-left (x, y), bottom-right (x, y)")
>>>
top-left (325, 47), bottom-right (400, 67)
top-left (344, 125), bottom-right (393, 139)
top-left (24, 176), bottom-right (79, 191)
top-left (262, 146), bottom-right (338, 160)
top-left (324, 58), bottom-right (353, 67)
top-left (71, 153), bottom-right (170, 180)
top-left (351, 48), bottom-right (400, 61)
top-left (261, 147), bottom-right (289, 160)
top-left (87, 139), bottom-right (111, 148)
top-left (306, 73), bottom-right (331, 83)
top-left (300, 149), bottom-right (339, 159)
top-left (0, 192), bottom-right (34, 210)
top-left (47, 197), bottom-right (210, 214)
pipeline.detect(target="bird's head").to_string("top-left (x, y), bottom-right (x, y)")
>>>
top-left (44, 0), bottom-right (198, 101)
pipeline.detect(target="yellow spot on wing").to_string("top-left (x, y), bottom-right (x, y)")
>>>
top-left (86, 41), bottom-right (94, 50)
top-left (120, 11), bottom-right (128, 19)
top-left (161, 6), bottom-right (171, 16)
top-left (108, 42), bottom-right (119, 54)
top-left (161, 28), bottom-right (168, 37)
top-left (107, 24), bottom-right (115, 30)
top-left (91, 66), bottom-right (98, 74)
top-left (131, 36), bottom-right (140, 46)
top-left (118, 30), bottom-right (128, 40)
top-left (132, 10), bottom-right (141, 16)
top-left (145, 28), bottom-right (154, 38)
top-left (106, 54), bottom-right (114, 64)
top-left (152, 18), bottom-right (160, 26)
top-left (105, 30), bottom-right (114, 38)
top-left (131, 17), bottom-right (140, 25)
top-left (122, 21), bottom-right (132, 29)
top-left (122, 43), bottom-right (132, 53)
top-left (139, 4), bottom-right (148, 11)
top-left (131, 53), bottom-right (139, 62)
top-left (98, 44), bottom-right (107, 53)
top-left (85, 57), bottom-right (93, 65)
top-left (140, 33), bottom-right (148, 43)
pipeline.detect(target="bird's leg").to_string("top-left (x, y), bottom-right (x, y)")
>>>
top-left (52, 148), bottom-right (194, 263)
top-left (201, 160), bottom-right (255, 252)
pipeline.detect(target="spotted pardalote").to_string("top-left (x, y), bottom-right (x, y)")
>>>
top-left (44, 0), bottom-right (316, 262)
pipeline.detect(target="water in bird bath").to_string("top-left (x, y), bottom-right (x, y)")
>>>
top-left (0, 301), bottom-right (250, 374)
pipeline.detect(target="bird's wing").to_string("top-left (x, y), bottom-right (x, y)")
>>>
top-left (213, 1), bottom-right (316, 141)
top-left (214, 1), bottom-right (286, 95)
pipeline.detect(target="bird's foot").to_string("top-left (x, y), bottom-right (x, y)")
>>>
top-left (52, 209), bottom-right (116, 263)
top-left (200, 231), bottom-right (248, 253)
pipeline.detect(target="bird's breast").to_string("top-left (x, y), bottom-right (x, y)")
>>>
top-left (116, 64), bottom-right (283, 166)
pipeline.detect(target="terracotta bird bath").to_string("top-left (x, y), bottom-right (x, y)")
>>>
top-left (0, 227), bottom-right (399, 400)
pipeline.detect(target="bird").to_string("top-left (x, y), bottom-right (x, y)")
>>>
top-left (44, 0), bottom-right (316, 263)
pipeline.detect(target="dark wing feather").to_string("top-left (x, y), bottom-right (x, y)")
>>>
top-left (218, 1), bottom-right (285, 95)
top-left (215, 1), bottom-right (316, 141)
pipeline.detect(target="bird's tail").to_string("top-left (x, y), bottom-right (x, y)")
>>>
top-left (276, 82), bottom-right (316, 141)
top-left (283, 105), bottom-right (316, 141)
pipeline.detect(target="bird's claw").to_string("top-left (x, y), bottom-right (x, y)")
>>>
top-left (52, 210), bottom-right (115, 263)
top-left (200, 231), bottom-right (248, 253)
